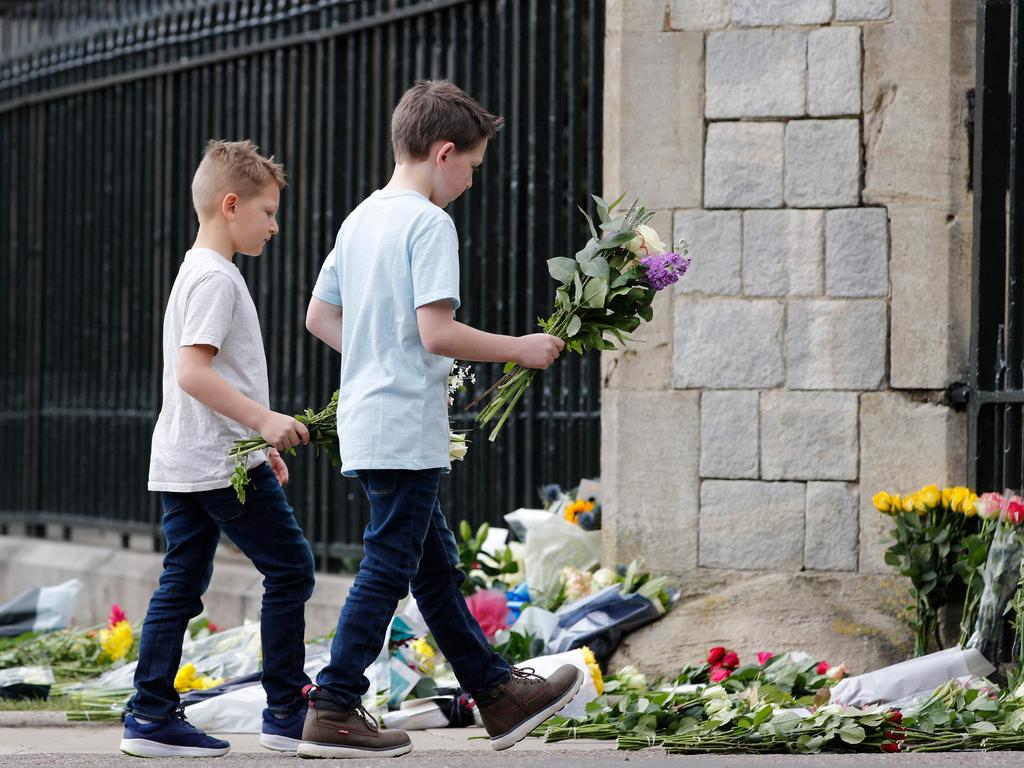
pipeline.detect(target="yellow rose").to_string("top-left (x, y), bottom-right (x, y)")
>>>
top-left (872, 491), bottom-right (893, 514)
top-left (902, 495), bottom-right (916, 514)
top-left (963, 493), bottom-right (978, 517)
top-left (951, 486), bottom-right (970, 513)
top-left (625, 224), bottom-right (667, 257)
top-left (941, 487), bottom-right (955, 508)
top-left (919, 485), bottom-right (941, 509)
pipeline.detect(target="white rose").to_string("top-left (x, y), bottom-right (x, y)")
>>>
top-left (449, 432), bottom-right (468, 461)
top-left (625, 224), bottom-right (667, 257)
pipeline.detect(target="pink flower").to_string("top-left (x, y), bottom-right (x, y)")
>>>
top-left (757, 651), bottom-right (773, 666)
top-left (464, 590), bottom-right (509, 640)
top-left (207, 623), bottom-right (218, 634)
top-left (706, 646), bottom-right (726, 666)
top-left (721, 651), bottom-right (740, 670)
top-left (108, 604), bottom-right (127, 628)
top-left (815, 661), bottom-right (831, 675)
top-left (1005, 497), bottom-right (1024, 525)
top-left (709, 666), bottom-right (731, 683)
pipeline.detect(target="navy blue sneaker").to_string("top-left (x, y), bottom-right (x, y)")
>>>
top-left (259, 706), bottom-right (307, 752)
top-left (121, 711), bottom-right (231, 758)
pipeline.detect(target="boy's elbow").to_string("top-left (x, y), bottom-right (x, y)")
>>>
top-left (419, 325), bottom-right (445, 356)
top-left (176, 367), bottom-right (197, 396)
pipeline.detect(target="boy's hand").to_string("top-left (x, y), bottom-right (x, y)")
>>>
top-left (268, 448), bottom-right (290, 485)
top-left (258, 411), bottom-right (311, 451)
top-left (515, 333), bottom-right (565, 369)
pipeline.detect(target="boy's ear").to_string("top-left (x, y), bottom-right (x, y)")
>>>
top-left (435, 141), bottom-right (456, 169)
top-left (220, 192), bottom-right (239, 220)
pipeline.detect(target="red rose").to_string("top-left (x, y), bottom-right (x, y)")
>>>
top-left (1007, 500), bottom-right (1024, 525)
top-left (757, 651), bottom-right (773, 666)
top-left (707, 646), bottom-right (727, 665)
top-left (721, 651), bottom-right (740, 670)
top-left (815, 661), bottom-right (830, 675)
top-left (881, 742), bottom-right (900, 753)
top-left (885, 709), bottom-right (903, 725)
top-left (709, 666), bottom-right (731, 683)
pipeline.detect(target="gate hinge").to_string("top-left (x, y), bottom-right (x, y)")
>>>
top-left (944, 381), bottom-right (970, 411)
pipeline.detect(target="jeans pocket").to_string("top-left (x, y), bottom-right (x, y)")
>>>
top-left (203, 486), bottom-right (248, 523)
top-left (361, 470), bottom-right (399, 496)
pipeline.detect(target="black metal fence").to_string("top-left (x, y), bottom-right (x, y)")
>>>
top-left (0, 0), bottom-right (604, 567)
top-left (968, 0), bottom-right (1024, 492)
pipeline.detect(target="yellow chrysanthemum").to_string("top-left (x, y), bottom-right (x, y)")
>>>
top-left (581, 646), bottom-right (604, 696)
top-left (173, 663), bottom-right (224, 693)
top-left (99, 620), bottom-right (134, 661)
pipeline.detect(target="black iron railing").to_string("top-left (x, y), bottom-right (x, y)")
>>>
top-left (0, 0), bottom-right (604, 567)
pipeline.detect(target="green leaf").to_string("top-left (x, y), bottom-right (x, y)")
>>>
top-left (592, 194), bottom-right (609, 223)
top-left (838, 723), bottom-right (865, 744)
top-left (547, 257), bottom-right (579, 284)
top-left (459, 520), bottom-right (473, 542)
top-left (606, 191), bottom-right (627, 214)
top-left (579, 256), bottom-right (610, 280)
top-left (582, 277), bottom-right (608, 309)
top-left (575, 239), bottom-right (599, 262)
top-left (573, 271), bottom-right (584, 302)
top-left (639, 304), bottom-right (654, 322)
top-left (578, 205), bottom-right (599, 240)
top-left (566, 315), bottom-right (582, 337)
top-left (596, 230), bottom-right (635, 251)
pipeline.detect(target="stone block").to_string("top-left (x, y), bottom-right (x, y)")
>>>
top-left (604, 30), bottom-right (703, 209)
top-left (859, 392), bottom-right (966, 574)
top-left (808, 26), bottom-right (862, 117)
top-left (785, 299), bottom-right (886, 390)
top-left (700, 391), bottom-right (759, 478)
top-left (674, 209), bottom-right (742, 296)
top-left (601, 390), bottom-right (701, 575)
top-left (761, 391), bottom-right (859, 480)
top-left (675, 298), bottom-right (784, 388)
top-left (742, 209), bottom-right (824, 296)
top-left (706, 30), bottom-right (807, 119)
top-left (732, 0), bottom-right (832, 26)
top-left (705, 122), bottom-right (785, 208)
top-left (670, 0), bottom-right (730, 29)
top-left (784, 119), bottom-right (861, 207)
top-left (836, 0), bottom-right (891, 22)
top-left (606, 0), bottom-right (670, 32)
top-left (826, 207), bottom-right (889, 297)
top-left (890, 205), bottom-right (963, 388)
top-left (805, 482), bottom-right (860, 571)
top-left (611, 570), bottom-right (913, 680)
top-left (699, 480), bottom-right (805, 569)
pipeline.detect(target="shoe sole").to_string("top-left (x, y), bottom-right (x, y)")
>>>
top-left (259, 733), bottom-right (301, 752)
top-left (120, 738), bottom-right (230, 758)
top-left (489, 667), bottom-right (585, 751)
top-left (296, 740), bottom-right (413, 759)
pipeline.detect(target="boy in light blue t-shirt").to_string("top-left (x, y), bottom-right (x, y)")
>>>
top-left (300, 80), bottom-right (583, 759)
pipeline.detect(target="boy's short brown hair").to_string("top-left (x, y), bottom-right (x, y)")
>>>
top-left (191, 139), bottom-right (287, 218)
top-left (391, 80), bottom-right (503, 163)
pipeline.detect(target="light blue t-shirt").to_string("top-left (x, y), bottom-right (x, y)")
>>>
top-left (312, 189), bottom-right (460, 475)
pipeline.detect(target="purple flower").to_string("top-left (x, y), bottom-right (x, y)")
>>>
top-left (639, 251), bottom-right (691, 291)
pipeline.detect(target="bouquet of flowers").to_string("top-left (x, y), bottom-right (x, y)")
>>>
top-left (228, 363), bottom-right (474, 502)
top-left (965, 492), bottom-right (1024, 659)
top-left (475, 194), bottom-right (689, 441)
top-left (873, 485), bottom-right (980, 655)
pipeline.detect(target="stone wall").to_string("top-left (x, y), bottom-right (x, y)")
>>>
top-left (602, 0), bottom-right (974, 672)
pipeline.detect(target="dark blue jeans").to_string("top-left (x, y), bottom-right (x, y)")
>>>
top-left (127, 462), bottom-right (315, 720)
top-left (316, 469), bottom-right (511, 707)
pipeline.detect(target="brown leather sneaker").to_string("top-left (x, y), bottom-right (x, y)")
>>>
top-left (476, 664), bottom-right (584, 750)
top-left (296, 688), bottom-right (412, 759)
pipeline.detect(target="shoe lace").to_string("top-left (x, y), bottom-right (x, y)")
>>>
top-left (353, 704), bottom-right (379, 732)
top-left (509, 666), bottom-right (544, 686)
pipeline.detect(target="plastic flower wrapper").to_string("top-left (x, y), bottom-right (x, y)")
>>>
top-left (476, 194), bottom-right (690, 441)
top-left (966, 512), bottom-right (1024, 659)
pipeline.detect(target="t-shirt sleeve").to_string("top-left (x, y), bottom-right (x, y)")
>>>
top-left (180, 272), bottom-right (237, 351)
top-left (312, 246), bottom-right (343, 307)
top-left (411, 219), bottom-right (461, 311)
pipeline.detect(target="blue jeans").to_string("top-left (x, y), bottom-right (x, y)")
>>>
top-left (316, 469), bottom-right (511, 707)
top-left (127, 462), bottom-right (315, 720)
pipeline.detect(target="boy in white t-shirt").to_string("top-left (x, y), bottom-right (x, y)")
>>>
top-left (300, 80), bottom-right (582, 759)
top-left (121, 140), bottom-right (315, 758)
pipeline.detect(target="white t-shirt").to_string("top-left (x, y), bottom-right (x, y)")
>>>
top-left (148, 248), bottom-right (270, 492)
top-left (312, 189), bottom-right (460, 475)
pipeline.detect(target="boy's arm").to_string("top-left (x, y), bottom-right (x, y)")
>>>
top-left (416, 301), bottom-right (564, 368)
top-left (306, 297), bottom-right (343, 353)
top-left (177, 345), bottom-right (310, 450)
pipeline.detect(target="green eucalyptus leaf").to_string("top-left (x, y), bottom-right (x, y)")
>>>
top-left (547, 257), bottom-right (578, 284)
top-left (579, 257), bottom-right (610, 280)
top-left (582, 277), bottom-right (608, 309)
top-left (566, 315), bottom-right (582, 337)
